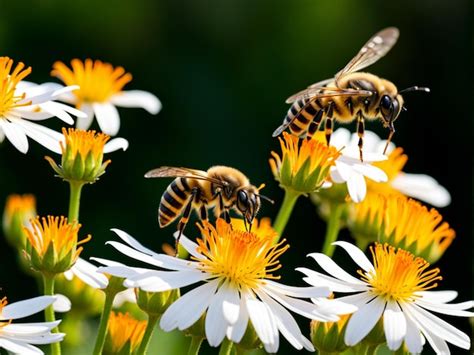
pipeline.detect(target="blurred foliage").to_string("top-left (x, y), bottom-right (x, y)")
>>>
top-left (0, 0), bottom-right (470, 354)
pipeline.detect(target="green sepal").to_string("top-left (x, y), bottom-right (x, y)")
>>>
top-left (72, 153), bottom-right (85, 180)
top-left (137, 288), bottom-right (179, 317)
top-left (279, 155), bottom-right (292, 187)
top-left (83, 150), bottom-right (96, 179)
top-left (292, 156), bottom-right (311, 190)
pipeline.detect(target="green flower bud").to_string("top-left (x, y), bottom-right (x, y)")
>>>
top-left (136, 289), bottom-right (179, 317)
top-left (2, 194), bottom-right (36, 249)
top-left (310, 315), bottom-right (350, 354)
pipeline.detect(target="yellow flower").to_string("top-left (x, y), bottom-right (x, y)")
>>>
top-left (3, 194), bottom-right (36, 249)
top-left (104, 312), bottom-right (146, 354)
top-left (0, 57), bottom-right (31, 116)
top-left (269, 132), bottom-right (340, 194)
top-left (45, 128), bottom-right (111, 183)
top-left (51, 59), bottom-right (161, 136)
top-left (367, 147), bottom-right (407, 197)
top-left (230, 217), bottom-right (278, 242)
top-left (24, 216), bottom-right (90, 274)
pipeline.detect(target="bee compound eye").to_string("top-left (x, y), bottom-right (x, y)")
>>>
top-left (238, 190), bottom-right (248, 205)
top-left (380, 95), bottom-right (392, 110)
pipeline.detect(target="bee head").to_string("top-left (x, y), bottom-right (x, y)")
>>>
top-left (236, 188), bottom-right (261, 229)
top-left (380, 94), bottom-right (402, 127)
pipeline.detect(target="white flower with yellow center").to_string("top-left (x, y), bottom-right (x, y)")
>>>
top-left (299, 242), bottom-right (473, 354)
top-left (0, 57), bottom-right (86, 154)
top-left (97, 219), bottom-right (356, 353)
top-left (0, 295), bottom-right (65, 354)
top-left (51, 59), bottom-right (161, 136)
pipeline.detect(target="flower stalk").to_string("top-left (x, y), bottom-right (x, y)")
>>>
top-left (68, 181), bottom-right (84, 222)
top-left (42, 274), bottom-right (61, 355)
top-left (187, 336), bottom-right (204, 355)
top-left (272, 188), bottom-right (301, 240)
top-left (137, 314), bottom-right (159, 355)
top-left (218, 338), bottom-right (234, 355)
top-left (322, 203), bottom-right (344, 257)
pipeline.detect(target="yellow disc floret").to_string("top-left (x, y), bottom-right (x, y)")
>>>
top-left (105, 312), bottom-right (146, 354)
top-left (0, 297), bottom-right (12, 328)
top-left (51, 59), bottom-right (132, 105)
top-left (0, 57), bottom-right (32, 116)
top-left (367, 147), bottom-right (407, 196)
top-left (195, 219), bottom-right (288, 290)
top-left (24, 216), bottom-right (90, 273)
top-left (361, 244), bottom-right (441, 303)
top-left (269, 132), bottom-right (340, 194)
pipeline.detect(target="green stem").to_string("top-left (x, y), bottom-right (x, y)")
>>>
top-left (92, 291), bottom-right (115, 355)
top-left (137, 314), bottom-right (159, 355)
top-left (187, 336), bottom-right (204, 355)
top-left (366, 344), bottom-right (379, 355)
top-left (322, 203), bottom-right (344, 257)
top-left (218, 338), bottom-right (233, 355)
top-left (272, 189), bottom-right (301, 241)
top-left (68, 181), bottom-right (84, 222)
top-left (42, 274), bottom-right (61, 355)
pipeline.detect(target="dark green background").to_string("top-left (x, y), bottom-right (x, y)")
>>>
top-left (0, 1), bottom-right (471, 354)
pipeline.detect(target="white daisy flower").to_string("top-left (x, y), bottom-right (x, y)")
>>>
top-left (299, 241), bottom-right (473, 354)
top-left (96, 219), bottom-right (356, 353)
top-left (0, 295), bottom-right (64, 354)
top-left (325, 128), bottom-right (388, 203)
top-left (0, 57), bottom-right (86, 154)
top-left (51, 59), bottom-right (161, 136)
top-left (352, 128), bottom-right (451, 207)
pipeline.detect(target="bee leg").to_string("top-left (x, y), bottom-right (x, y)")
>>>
top-left (322, 102), bottom-right (335, 144)
top-left (215, 189), bottom-right (231, 224)
top-left (176, 187), bottom-right (199, 254)
top-left (356, 113), bottom-right (365, 162)
top-left (199, 203), bottom-right (208, 222)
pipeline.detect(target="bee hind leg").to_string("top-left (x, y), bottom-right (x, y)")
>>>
top-left (324, 102), bottom-right (335, 145)
top-left (356, 112), bottom-right (365, 162)
top-left (175, 187), bottom-right (199, 254)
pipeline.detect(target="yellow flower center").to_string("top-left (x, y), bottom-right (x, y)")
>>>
top-left (24, 216), bottom-right (90, 259)
top-left (0, 57), bottom-right (32, 116)
top-left (51, 59), bottom-right (132, 105)
top-left (360, 244), bottom-right (441, 303)
top-left (61, 127), bottom-right (110, 160)
top-left (107, 312), bottom-right (146, 353)
top-left (367, 147), bottom-right (407, 196)
top-left (383, 196), bottom-right (455, 260)
top-left (195, 219), bottom-right (288, 290)
top-left (0, 297), bottom-right (12, 329)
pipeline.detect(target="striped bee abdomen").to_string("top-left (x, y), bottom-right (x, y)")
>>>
top-left (158, 177), bottom-right (192, 227)
top-left (286, 98), bottom-right (324, 137)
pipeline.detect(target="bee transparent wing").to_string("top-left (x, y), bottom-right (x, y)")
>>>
top-left (285, 87), bottom-right (372, 104)
top-left (144, 166), bottom-right (229, 186)
top-left (335, 27), bottom-right (399, 84)
top-left (286, 78), bottom-right (334, 103)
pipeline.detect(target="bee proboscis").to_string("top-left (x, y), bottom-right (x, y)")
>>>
top-left (273, 27), bottom-right (430, 161)
top-left (145, 166), bottom-right (273, 245)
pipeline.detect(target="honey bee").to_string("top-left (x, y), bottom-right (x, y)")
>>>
top-left (273, 27), bottom-right (430, 160)
top-left (144, 166), bottom-right (273, 243)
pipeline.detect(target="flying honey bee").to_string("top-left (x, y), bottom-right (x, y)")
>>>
top-left (144, 166), bottom-right (273, 244)
top-left (273, 27), bottom-right (430, 161)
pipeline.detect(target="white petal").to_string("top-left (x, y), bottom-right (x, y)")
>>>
top-left (111, 228), bottom-right (159, 257)
top-left (417, 290), bottom-right (458, 304)
top-left (329, 128), bottom-right (351, 149)
top-left (0, 338), bottom-right (43, 354)
top-left (50, 101), bottom-right (87, 118)
top-left (404, 313), bottom-right (424, 354)
top-left (256, 289), bottom-right (314, 351)
top-left (174, 232), bottom-right (205, 259)
top-left (0, 119), bottom-right (29, 153)
top-left (3, 321), bottom-right (61, 335)
top-left (52, 294), bottom-right (71, 313)
top-left (76, 104), bottom-right (94, 130)
top-left (310, 298), bottom-right (358, 315)
top-left (125, 270), bottom-right (208, 292)
top-left (221, 283), bottom-right (240, 325)
top-left (13, 107), bottom-right (54, 120)
top-left (113, 289), bottom-right (137, 308)
top-left (307, 253), bottom-right (366, 285)
top-left (106, 241), bottom-right (165, 268)
top-left (329, 167), bottom-right (346, 184)
top-left (70, 258), bottom-right (109, 289)
top-left (110, 90), bottom-right (161, 114)
top-left (383, 301), bottom-right (406, 351)
top-left (344, 296), bottom-right (385, 346)
top-left (205, 282), bottom-right (231, 346)
top-left (103, 138), bottom-right (128, 153)
top-left (346, 172), bottom-right (367, 202)
top-left (415, 299), bottom-right (474, 317)
top-left (1, 296), bottom-right (56, 320)
top-left (90, 257), bottom-right (127, 268)
top-left (392, 173), bottom-right (451, 207)
top-left (332, 160), bottom-right (353, 181)
top-left (297, 267), bottom-right (366, 293)
top-left (262, 286), bottom-right (339, 321)
top-left (3, 333), bottom-right (64, 345)
top-left (12, 119), bottom-right (63, 154)
top-left (98, 265), bottom-right (146, 279)
top-left (226, 297), bottom-right (249, 343)
top-left (405, 303), bottom-right (470, 349)
top-left (334, 292), bottom-right (374, 309)
top-left (37, 101), bottom-right (74, 125)
top-left (160, 279), bottom-right (219, 331)
top-left (244, 292), bottom-right (279, 353)
top-left (93, 102), bottom-right (120, 136)
top-left (263, 279), bottom-right (330, 298)
top-left (333, 241), bottom-right (374, 273)
top-left (351, 163), bottom-right (388, 182)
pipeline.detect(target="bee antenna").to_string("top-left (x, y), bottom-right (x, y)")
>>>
top-left (399, 86), bottom-right (430, 94)
top-left (402, 106), bottom-right (408, 112)
top-left (257, 183), bottom-right (266, 191)
top-left (257, 194), bottom-right (274, 204)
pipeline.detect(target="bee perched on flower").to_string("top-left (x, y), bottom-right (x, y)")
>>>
top-left (96, 219), bottom-right (356, 353)
top-left (0, 57), bottom-right (86, 154)
top-left (51, 59), bottom-right (161, 135)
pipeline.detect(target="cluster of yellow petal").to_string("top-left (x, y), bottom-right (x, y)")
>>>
top-left (0, 57), bottom-right (32, 115)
